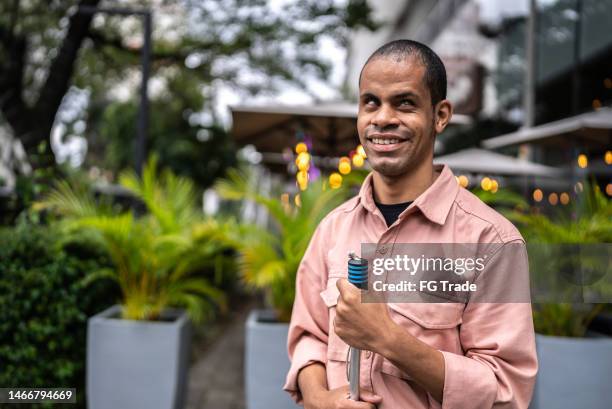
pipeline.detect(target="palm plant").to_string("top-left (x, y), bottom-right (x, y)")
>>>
top-left (475, 182), bottom-right (611, 336)
top-left (36, 157), bottom-right (232, 322)
top-left (215, 168), bottom-right (352, 321)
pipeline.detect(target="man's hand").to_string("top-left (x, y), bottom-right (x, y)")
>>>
top-left (304, 385), bottom-right (382, 409)
top-left (299, 363), bottom-right (382, 409)
top-left (334, 278), bottom-right (445, 403)
top-left (334, 278), bottom-right (395, 352)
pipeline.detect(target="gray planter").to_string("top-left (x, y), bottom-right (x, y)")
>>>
top-left (87, 305), bottom-right (191, 409)
top-left (530, 334), bottom-right (612, 409)
top-left (245, 309), bottom-right (299, 409)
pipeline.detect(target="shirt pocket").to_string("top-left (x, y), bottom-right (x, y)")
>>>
top-left (380, 302), bottom-right (464, 381)
top-left (319, 273), bottom-right (350, 363)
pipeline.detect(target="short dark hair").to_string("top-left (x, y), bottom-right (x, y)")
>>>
top-left (359, 39), bottom-right (447, 106)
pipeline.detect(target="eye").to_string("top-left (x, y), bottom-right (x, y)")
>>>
top-left (399, 98), bottom-right (415, 107)
top-left (362, 95), bottom-right (379, 107)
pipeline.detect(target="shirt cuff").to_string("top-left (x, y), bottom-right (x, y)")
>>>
top-left (283, 335), bottom-right (327, 404)
top-left (441, 350), bottom-right (497, 409)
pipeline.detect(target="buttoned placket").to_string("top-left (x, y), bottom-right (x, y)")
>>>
top-left (362, 205), bottom-right (416, 395)
top-left (360, 208), bottom-right (404, 394)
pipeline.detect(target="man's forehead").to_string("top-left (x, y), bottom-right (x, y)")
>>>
top-left (359, 56), bottom-right (427, 94)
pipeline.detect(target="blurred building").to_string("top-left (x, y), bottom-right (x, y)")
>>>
top-left (344, 0), bottom-right (611, 201)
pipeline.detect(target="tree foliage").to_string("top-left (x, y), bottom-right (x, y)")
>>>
top-left (0, 0), bottom-right (377, 175)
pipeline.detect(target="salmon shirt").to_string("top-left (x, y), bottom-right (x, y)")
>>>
top-left (284, 164), bottom-right (538, 408)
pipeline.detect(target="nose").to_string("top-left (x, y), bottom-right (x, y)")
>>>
top-left (371, 103), bottom-right (399, 129)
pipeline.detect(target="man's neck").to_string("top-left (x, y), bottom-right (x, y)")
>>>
top-left (371, 162), bottom-right (439, 204)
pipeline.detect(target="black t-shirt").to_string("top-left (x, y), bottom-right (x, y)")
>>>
top-left (374, 200), bottom-right (413, 227)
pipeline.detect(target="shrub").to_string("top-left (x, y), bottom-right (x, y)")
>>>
top-left (0, 221), bottom-right (118, 408)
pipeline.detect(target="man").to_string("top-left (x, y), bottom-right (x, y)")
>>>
top-left (283, 40), bottom-right (537, 409)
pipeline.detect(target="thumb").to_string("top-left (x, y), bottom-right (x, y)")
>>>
top-left (359, 390), bottom-right (382, 404)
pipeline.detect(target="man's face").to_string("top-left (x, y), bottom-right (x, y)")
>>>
top-left (357, 56), bottom-right (436, 177)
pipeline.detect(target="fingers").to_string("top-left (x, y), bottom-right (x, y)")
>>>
top-left (336, 278), bottom-right (358, 304)
top-left (339, 399), bottom-right (377, 409)
top-left (336, 277), bottom-right (350, 293)
top-left (359, 390), bottom-right (383, 405)
top-left (328, 386), bottom-right (380, 409)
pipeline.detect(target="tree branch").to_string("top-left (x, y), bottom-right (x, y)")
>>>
top-left (29, 0), bottom-right (101, 151)
top-left (86, 28), bottom-right (200, 66)
top-left (0, 25), bottom-right (32, 143)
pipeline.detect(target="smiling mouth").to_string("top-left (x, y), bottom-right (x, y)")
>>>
top-left (366, 134), bottom-right (408, 146)
top-left (369, 137), bottom-right (401, 145)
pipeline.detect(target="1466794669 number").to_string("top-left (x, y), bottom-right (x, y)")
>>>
top-left (0, 388), bottom-right (76, 403)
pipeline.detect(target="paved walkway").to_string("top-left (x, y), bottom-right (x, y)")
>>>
top-left (185, 303), bottom-right (252, 409)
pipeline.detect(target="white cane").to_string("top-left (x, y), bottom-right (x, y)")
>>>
top-left (347, 252), bottom-right (368, 401)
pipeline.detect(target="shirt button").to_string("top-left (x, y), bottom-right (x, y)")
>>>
top-left (378, 246), bottom-right (387, 254)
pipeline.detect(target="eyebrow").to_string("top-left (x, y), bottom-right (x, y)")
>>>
top-left (391, 91), bottom-right (419, 101)
top-left (359, 91), bottom-right (420, 101)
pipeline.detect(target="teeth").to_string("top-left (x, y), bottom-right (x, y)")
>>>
top-left (371, 138), bottom-right (399, 145)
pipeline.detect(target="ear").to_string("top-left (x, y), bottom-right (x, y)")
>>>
top-left (433, 99), bottom-right (453, 134)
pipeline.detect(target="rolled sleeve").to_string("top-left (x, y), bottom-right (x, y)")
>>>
top-left (440, 241), bottom-right (538, 409)
top-left (283, 220), bottom-right (331, 403)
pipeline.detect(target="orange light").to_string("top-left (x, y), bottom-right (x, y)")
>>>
top-left (606, 184), bottom-right (612, 196)
top-left (296, 170), bottom-right (309, 186)
top-left (329, 172), bottom-right (342, 189)
top-left (605, 78), bottom-right (612, 89)
top-left (295, 142), bottom-right (308, 154)
top-left (548, 192), bottom-right (558, 206)
top-left (456, 175), bottom-right (469, 188)
top-left (592, 99), bottom-right (602, 109)
top-left (490, 179), bottom-right (499, 193)
top-left (480, 177), bottom-right (492, 191)
top-left (560, 192), bottom-right (570, 205)
top-left (296, 152), bottom-right (310, 171)
top-left (356, 144), bottom-right (367, 158)
top-left (577, 154), bottom-right (588, 169)
top-left (280, 193), bottom-right (289, 205)
top-left (605, 151), bottom-right (612, 165)
top-left (352, 154), bottom-right (365, 167)
top-left (339, 161), bottom-right (351, 175)
top-left (533, 189), bottom-right (543, 202)
top-left (294, 194), bottom-right (301, 207)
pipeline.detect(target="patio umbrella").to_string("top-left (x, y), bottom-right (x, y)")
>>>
top-left (434, 148), bottom-right (563, 177)
top-left (482, 109), bottom-right (612, 149)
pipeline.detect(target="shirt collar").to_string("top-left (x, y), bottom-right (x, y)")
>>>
top-left (357, 164), bottom-right (459, 226)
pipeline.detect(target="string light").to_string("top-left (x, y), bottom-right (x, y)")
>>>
top-left (329, 172), bottom-right (342, 189)
top-left (456, 175), bottom-right (469, 188)
top-left (592, 99), bottom-right (602, 109)
top-left (294, 193), bottom-right (301, 207)
top-left (356, 144), bottom-right (367, 158)
top-left (548, 192), bottom-right (559, 206)
top-left (490, 179), bottom-right (499, 193)
top-left (606, 183), bottom-right (612, 196)
top-left (352, 154), bottom-right (365, 167)
top-left (605, 151), bottom-right (612, 165)
top-left (296, 152), bottom-right (310, 171)
top-left (560, 192), bottom-right (570, 205)
top-left (574, 182), bottom-right (584, 193)
top-left (295, 142), bottom-right (308, 154)
top-left (533, 189), bottom-right (543, 202)
top-left (338, 157), bottom-right (351, 175)
top-left (480, 177), bottom-right (492, 191)
top-left (577, 154), bottom-right (588, 169)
